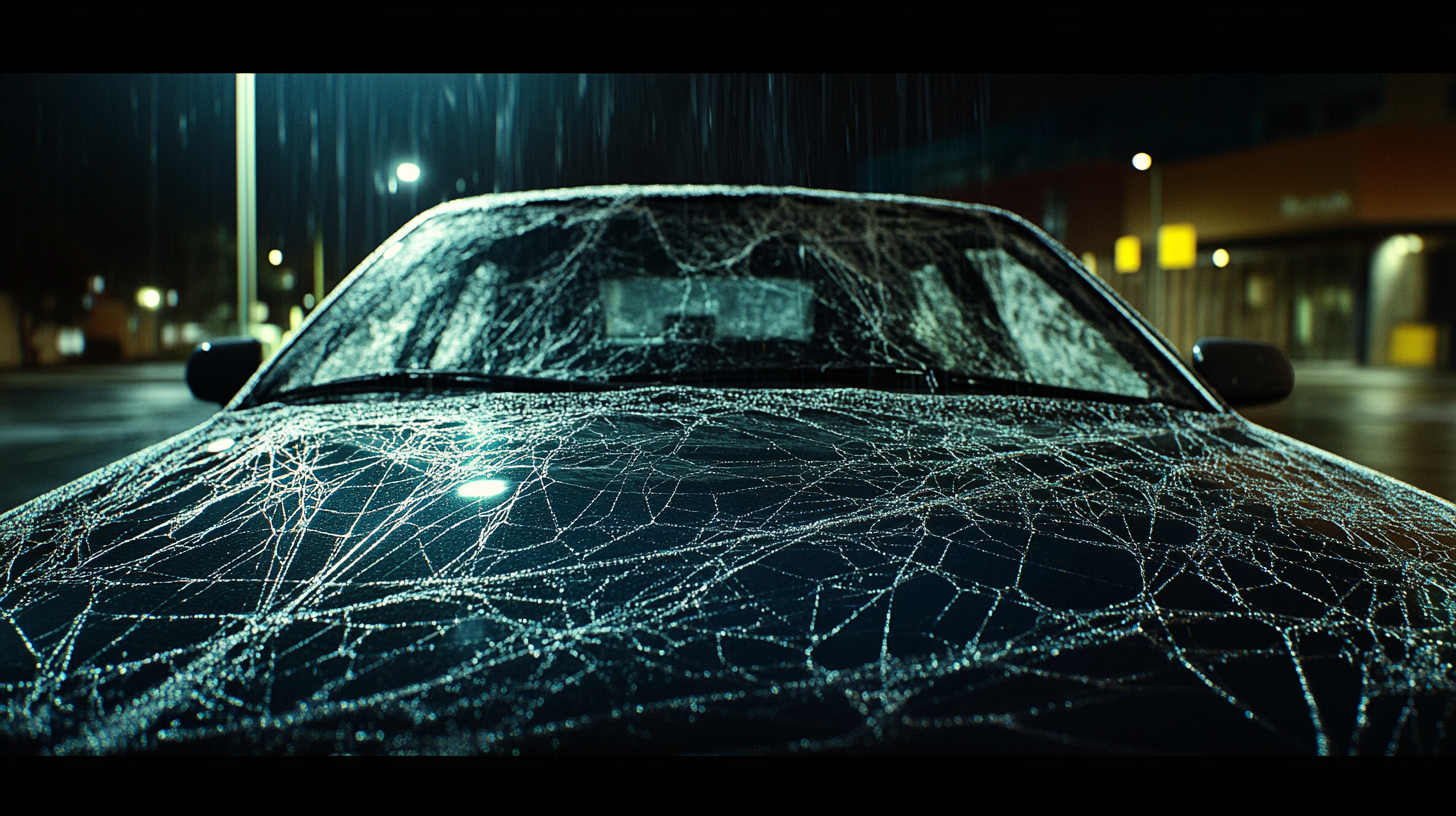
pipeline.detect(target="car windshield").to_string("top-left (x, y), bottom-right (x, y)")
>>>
top-left (249, 191), bottom-right (1205, 408)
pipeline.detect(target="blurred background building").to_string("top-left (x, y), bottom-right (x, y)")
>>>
top-left (862, 73), bottom-right (1456, 372)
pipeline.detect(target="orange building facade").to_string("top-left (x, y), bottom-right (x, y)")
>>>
top-left (934, 115), bottom-right (1456, 370)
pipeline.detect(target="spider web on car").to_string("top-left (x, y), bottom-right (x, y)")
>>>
top-left (1, 190), bottom-right (1454, 754)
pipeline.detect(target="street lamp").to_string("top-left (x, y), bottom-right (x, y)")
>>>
top-left (396, 162), bottom-right (421, 183)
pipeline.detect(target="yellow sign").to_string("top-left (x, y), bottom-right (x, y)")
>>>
top-left (1114, 236), bottom-right (1141, 273)
top-left (1389, 323), bottom-right (1438, 367)
top-left (1158, 223), bottom-right (1197, 270)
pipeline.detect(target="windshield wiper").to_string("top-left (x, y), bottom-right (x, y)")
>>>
top-left (607, 365), bottom-right (1158, 405)
top-left (259, 369), bottom-right (621, 405)
top-left (933, 370), bottom-right (1158, 405)
top-left (608, 365), bottom-right (939, 393)
top-left (262, 366), bottom-right (1161, 408)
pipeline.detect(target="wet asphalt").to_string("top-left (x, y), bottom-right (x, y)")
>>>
top-left (0, 363), bottom-right (219, 514)
top-left (0, 361), bottom-right (1453, 516)
top-left (1237, 364), bottom-right (1456, 504)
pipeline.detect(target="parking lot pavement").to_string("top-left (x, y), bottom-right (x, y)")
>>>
top-left (0, 362), bottom-right (219, 514)
top-left (1239, 364), bottom-right (1456, 503)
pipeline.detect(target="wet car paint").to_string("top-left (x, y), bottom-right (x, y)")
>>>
top-left (4, 388), bottom-right (1453, 754)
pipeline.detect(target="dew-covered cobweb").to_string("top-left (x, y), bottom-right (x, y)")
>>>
top-left (2, 188), bottom-right (1454, 754)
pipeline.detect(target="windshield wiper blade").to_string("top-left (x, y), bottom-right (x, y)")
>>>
top-left (934, 371), bottom-right (1157, 405)
top-left (261, 369), bottom-right (619, 404)
top-left (607, 365), bottom-right (942, 393)
top-left (607, 365), bottom-right (1159, 405)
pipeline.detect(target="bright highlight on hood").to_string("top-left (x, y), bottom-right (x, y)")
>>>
top-left (457, 478), bottom-right (509, 498)
top-left (206, 438), bottom-right (236, 453)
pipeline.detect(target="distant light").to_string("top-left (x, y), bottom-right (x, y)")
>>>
top-left (456, 178), bottom-right (466, 193)
top-left (458, 478), bottom-right (509, 499)
top-left (268, 249), bottom-right (283, 266)
top-left (281, 271), bottom-right (295, 290)
top-left (206, 438), bottom-right (235, 453)
top-left (1158, 223), bottom-right (1197, 270)
top-left (137, 287), bottom-right (162, 309)
top-left (57, 327), bottom-right (85, 356)
top-left (1115, 236), bottom-right (1141, 273)
top-left (1407, 234), bottom-right (1424, 253)
top-left (1132, 152), bottom-right (1152, 171)
top-left (396, 162), bottom-right (421, 182)
top-left (89, 275), bottom-right (105, 294)
top-left (166, 289), bottom-right (179, 307)
top-left (1079, 251), bottom-right (1098, 276)
top-left (1212, 248), bottom-right (1230, 268)
top-left (303, 293), bottom-right (316, 309)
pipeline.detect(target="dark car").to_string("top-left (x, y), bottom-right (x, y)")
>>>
top-left (2, 187), bottom-right (1453, 754)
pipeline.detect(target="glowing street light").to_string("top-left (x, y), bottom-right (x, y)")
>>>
top-left (396, 162), bottom-right (421, 183)
top-left (137, 287), bottom-right (162, 309)
top-left (268, 249), bottom-right (283, 266)
top-left (1212, 248), bottom-right (1230, 268)
top-left (1132, 152), bottom-right (1153, 171)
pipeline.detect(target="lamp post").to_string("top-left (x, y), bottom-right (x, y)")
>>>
top-left (236, 73), bottom-right (257, 338)
top-left (1133, 152), bottom-right (1162, 326)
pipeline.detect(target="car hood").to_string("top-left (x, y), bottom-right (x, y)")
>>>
top-left (2, 388), bottom-right (1454, 754)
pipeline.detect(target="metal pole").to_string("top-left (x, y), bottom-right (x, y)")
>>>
top-left (1150, 164), bottom-right (1163, 327)
top-left (313, 231), bottom-right (325, 307)
top-left (236, 73), bottom-right (257, 337)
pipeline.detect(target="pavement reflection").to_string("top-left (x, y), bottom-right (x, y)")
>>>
top-left (1239, 364), bottom-right (1456, 503)
top-left (0, 363), bottom-right (218, 514)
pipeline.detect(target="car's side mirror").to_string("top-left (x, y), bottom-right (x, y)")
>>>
top-left (186, 337), bottom-right (264, 405)
top-left (1191, 337), bottom-right (1294, 408)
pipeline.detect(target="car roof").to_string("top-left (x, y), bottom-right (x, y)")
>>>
top-left (423, 183), bottom-right (1008, 218)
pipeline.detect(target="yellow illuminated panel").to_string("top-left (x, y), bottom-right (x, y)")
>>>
top-left (1115, 236), bottom-right (1141, 273)
top-left (1158, 223), bottom-right (1197, 270)
top-left (1389, 323), bottom-right (1438, 367)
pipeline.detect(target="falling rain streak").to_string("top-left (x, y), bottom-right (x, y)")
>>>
top-left (2, 74), bottom-right (990, 336)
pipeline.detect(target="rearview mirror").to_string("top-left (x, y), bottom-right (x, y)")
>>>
top-left (1191, 337), bottom-right (1294, 408)
top-left (186, 337), bottom-right (263, 405)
